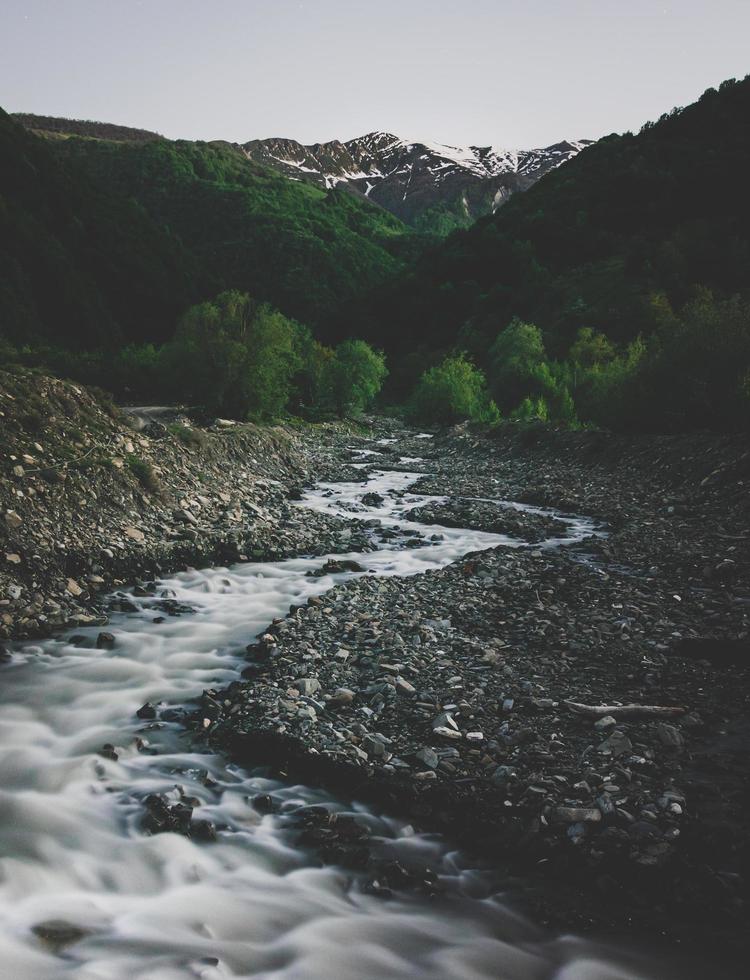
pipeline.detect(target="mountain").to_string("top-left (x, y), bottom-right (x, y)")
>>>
top-left (339, 77), bottom-right (750, 430)
top-left (2, 111), bottom-right (418, 349)
top-left (243, 132), bottom-right (592, 233)
top-left (350, 77), bottom-right (750, 360)
top-left (12, 112), bottom-right (163, 143)
top-left (0, 108), bottom-right (204, 350)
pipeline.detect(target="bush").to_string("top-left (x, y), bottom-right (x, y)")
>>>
top-left (409, 353), bottom-right (500, 425)
top-left (323, 339), bottom-right (388, 415)
top-left (168, 422), bottom-right (208, 448)
top-left (126, 454), bottom-right (161, 494)
top-left (159, 291), bottom-right (305, 420)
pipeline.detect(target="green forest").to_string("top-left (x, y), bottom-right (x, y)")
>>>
top-left (2, 76), bottom-right (750, 431)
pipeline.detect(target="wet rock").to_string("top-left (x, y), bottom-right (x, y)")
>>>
top-left (657, 723), bottom-right (685, 748)
top-left (361, 492), bottom-right (385, 506)
top-left (136, 702), bottom-right (157, 720)
top-left (32, 919), bottom-right (91, 950)
top-left (252, 793), bottom-right (275, 813)
top-left (96, 632), bottom-right (116, 649)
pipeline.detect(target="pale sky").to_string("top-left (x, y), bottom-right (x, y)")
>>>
top-left (2, 0), bottom-right (749, 149)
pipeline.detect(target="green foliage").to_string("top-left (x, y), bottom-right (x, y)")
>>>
top-left (158, 291), bottom-right (304, 420)
top-left (54, 135), bottom-right (416, 334)
top-left (168, 423), bottom-right (208, 449)
top-left (323, 339), bottom-right (388, 415)
top-left (409, 354), bottom-right (500, 425)
top-left (0, 108), bottom-right (204, 350)
top-left (352, 75), bottom-right (750, 430)
top-left (488, 319), bottom-right (548, 410)
top-left (513, 396), bottom-right (549, 422)
top-left (125, 455), bottom-right (161, 495)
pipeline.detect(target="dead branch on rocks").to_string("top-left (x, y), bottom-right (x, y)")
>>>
top-left (564, 701), bottom-right (686, 718)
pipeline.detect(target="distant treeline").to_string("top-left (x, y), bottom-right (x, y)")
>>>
top-left (12, 113), bottom-right (163, 142)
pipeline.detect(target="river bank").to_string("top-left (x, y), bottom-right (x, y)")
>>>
top-left (2, 369), bottom-right (748, 969)
top-left (0, 368), bottom-right (368, 640)
top-left (187, 421), bottom-right (750, 958)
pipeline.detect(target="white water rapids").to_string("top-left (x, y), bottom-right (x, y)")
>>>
top-left (0, 444), bottom-right (701, 979)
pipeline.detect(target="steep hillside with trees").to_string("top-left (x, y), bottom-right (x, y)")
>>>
top-left (354, 76), bottom-right (750, 430)
top-left (52, 133), bottom-right (416, 335)
top-left (0, 108), bottom-right (205, 350)
top-left (0, 108), bottom-right (418, 357)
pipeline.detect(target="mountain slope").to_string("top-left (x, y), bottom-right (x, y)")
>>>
top-left (243, 132), bottom-right (591, 232)
top-left (12, 112), bottom-right (163, 143)
top-left (3, 113), bottom-right (420, 347)
top-left (349, 77), bottom-right (750, 367)
top-left (0, 108), bottom-right (205, 349)
top-left (52, 135), bottom-right (415, 334)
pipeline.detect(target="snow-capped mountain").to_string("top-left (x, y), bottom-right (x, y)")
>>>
top-left (243, 132), bottom-right (593, 229)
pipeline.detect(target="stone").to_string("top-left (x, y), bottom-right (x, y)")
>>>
top-left (656, 723), bottom-right (685, 748)
top-left (96, 632), bottom-right (116, 649)
top-left (293, 678), bottom-right (321, 696)
top-left (395, 676), bottom-right (416, 696)
top-left (136, 702), bottom-right (157, 720)
top-left (66, 578), bottom-right (83, 597)
top-left (593, 715), bottom-right (617, 732)
top-left (123, 526), bottom-right (145, 543)
top-left (4, 510), bottom-right (22, 529)
top-left (362, 734), bottom-right (387, 757)
top-left (331, 687), bottom-right (355, 705)
top-left (554, 806), bottom-right (602, 824)
top-left (432, 711), bottom-right (459, 731)
top-left (597, 731), bottom-right (633, 757)
top-left (415, 746), bottom-right (439, 769)
top-left (32, 920), bottom-right (90, 950)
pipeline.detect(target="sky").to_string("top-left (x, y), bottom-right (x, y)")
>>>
top-left (2, 0), bottom-right (749, 149)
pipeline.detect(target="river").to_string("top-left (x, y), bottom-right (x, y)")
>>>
top-left (0, 438), bottom-right (705, 978)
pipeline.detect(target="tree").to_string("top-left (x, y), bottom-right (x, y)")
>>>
top-left (488, 318), bottom-right (548, 410)
top-left (160, 290), bottom-right (303, 419)
top-left (326, 339), bottom-right (388, 415)
top-left (569, 327), bottom-right (616, 374)
top-left (409, 353), bottom-right (500, 425)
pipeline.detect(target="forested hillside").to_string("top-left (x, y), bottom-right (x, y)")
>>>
top-left (357, 76), bottom-right (750, 356)
top-left (348, 76), bottom-right (750, 430)
top-left (0, 108), bottom-right (206, 349)
top-left (53, 134), bottom-right (416, 334)
top-left (0, 109), bottom-right (417, 354)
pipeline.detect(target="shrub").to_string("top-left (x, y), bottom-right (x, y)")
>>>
top-left (125, 454), bottom-right (161, 494)
top-left (159, 291), bottom-right (305, 420)
top-left (409, 353), bottom-right (500, 425)
top-left (168, 422), bottom-right (208, 448)
top-left (324, 339), bottom-right (388, 415)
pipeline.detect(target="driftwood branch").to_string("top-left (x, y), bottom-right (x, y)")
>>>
top-left (564, 701), bottom-right (686, 718)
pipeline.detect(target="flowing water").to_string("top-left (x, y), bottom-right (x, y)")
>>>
top-left (0, 442), bottom-right (708, 979)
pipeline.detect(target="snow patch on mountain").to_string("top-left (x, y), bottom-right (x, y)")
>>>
top-left (243, 131), bottom-right (593, 229)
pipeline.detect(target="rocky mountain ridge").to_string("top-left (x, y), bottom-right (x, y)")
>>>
top-left (243, 131), bottom-right (592, 229)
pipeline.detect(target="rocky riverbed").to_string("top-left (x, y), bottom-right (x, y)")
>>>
top-left (187, 420), bottom-right (750, 957)
top-left (0, 369), bottom-right (372, 639)
top-left (3, 371), bottom-right (749, 967)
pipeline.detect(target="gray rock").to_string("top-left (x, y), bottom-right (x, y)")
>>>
top-left (415, 746), bottom-right (439, 769)
top-left (554, 806), bottom-right (602, 824)
top-left (293, 678), bottom-right (321, 696)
